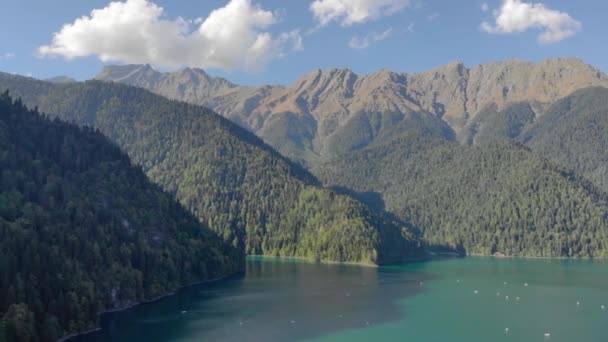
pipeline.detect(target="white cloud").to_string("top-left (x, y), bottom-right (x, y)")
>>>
top-left (481, 0), bottom-right (581, 43)
top-left (349, 29), bottom-right (393, 49)
top-left (38, 0), bottom-right (302, 70)
top-left (481, 3), bottom-right (489, 12)
top-left (311, 0), bottom-right (411, 26)
top-left (0, 52), bottom-right (15, 60)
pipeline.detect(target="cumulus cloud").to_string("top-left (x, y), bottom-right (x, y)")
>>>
top-left (38, 0), bottom-right (302, 70)
top-left (481, 3), bottom-right (489, 12)
top-left (481, 0), bottom-right (581, 43)
top-left (349, 29), bottom-right (393, 49)
top-left (311, 0), bottom-right (411, 26)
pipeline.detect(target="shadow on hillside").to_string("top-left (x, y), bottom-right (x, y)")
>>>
top-left (329, 186), bottom-right (422, 236)
top-left (328, 186), bottom-right (467, 258)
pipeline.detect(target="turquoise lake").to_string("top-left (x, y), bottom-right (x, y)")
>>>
top-left (74, 257), bottom-right (608, 341)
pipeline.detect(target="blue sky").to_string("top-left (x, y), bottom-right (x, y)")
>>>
top-left (0, 0), bottom-right (606, 85)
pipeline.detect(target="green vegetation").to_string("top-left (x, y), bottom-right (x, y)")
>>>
top-left (522, 87), bottom-right (608, 192)
top-left (323, 110), bottom-right (455, 159)
top-left (0, 73), bottom-right (421, 265)
top-left (316, 86), bottom-right (608, 257)
top-left (0, 92), bottom-right (241, 341)
top-left (464, 87), bottom-right (608, 193)
top-left (257, 111), bottom-right (321, 168)
top-left (278, 188), bottom-right (420, 263)
top-left (316, 131), bottom-right (608, 257)
top-left (463, 102), bottom-right (538, 145)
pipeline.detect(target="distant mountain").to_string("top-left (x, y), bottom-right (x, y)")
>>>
top-left (95, 59), bottom-right (608, 167)
top-left (95, 64), bottom-right (238, 102)
top-left (0, 91), bottom-right (241, 341)
top-left (0, 72), bottom-right (421, 265)
top-left (44, 76), bottom-right (76, 84)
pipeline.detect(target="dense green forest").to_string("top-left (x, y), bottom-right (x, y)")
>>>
top-left (313, 86), bottom-right (608, 257)
top-left (4, 71), bottom-right (607, 262)
top-left (316, 131), bottom-right (608, 257)
top-left (0, 92), bottom-right (241, 341)
top-left (0, 73), bottom-right (421, 265)
top-left (522, 87), bottom-right (608, 192)
top-left (464, 87), bottom-right (608, 192)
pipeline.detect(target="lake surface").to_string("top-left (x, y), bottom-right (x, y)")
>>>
top-left (75, 257), bottom-right (608, 342)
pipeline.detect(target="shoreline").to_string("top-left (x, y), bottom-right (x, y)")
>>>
top-left (59, 271), bottom-right (244, 342)
top-left (249, 254), bottom-right (379, 268)
top-left (467, 253), bottom-right (608, 260)
top-left (60, 254), bottom-right (426, 340)
top-left (250, 254), bottom-right (430, 267)
top-left (57, 254), bottom-right (404, 341)
top-left (58, 252), bottom-right (602, 340)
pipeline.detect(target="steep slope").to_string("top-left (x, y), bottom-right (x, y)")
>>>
top-left (462, 102), bottom-right (538, 145)
top-left (0, 92), bottom-right (241, 341)
top-left (95, 59), bottom-right (608, 167)
top-left (315, 132), bottom-right (608, 258)
top-left (462, 87), bottom-right (608, 193)
top-left (522, 87), bottom-right (608, 192)
top-left (0, 73), bottom-right (420, 265)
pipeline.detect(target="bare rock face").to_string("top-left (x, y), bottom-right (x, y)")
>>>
top-left (95, 58), bottom-right (608, 164)
top-left (465, 58), bottom-right (607, 117)
top-left (96, 64), bottom-right (238, 105)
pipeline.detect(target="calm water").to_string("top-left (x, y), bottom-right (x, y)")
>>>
top-left (75, 257), bottom-right (608, 342)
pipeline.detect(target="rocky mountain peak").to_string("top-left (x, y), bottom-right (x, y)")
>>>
top-left (293, 68), bottom-right (357, 92)
top-left (95, 64), bottom-right (161, 85)
top-left (464, 57), bottom-right (608, 117)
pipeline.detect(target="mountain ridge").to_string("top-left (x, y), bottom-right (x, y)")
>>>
top-left (95, 58), bottom-right (608, 167)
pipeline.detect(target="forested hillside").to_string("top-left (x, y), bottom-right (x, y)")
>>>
top-left (316, 132), bottom-right (608, 257)
top-left (0, 73), bottom-right (421, 265)
top-left (523, 87), bottom-right (608, 192)
top-left (0, 92), bottom-right (241, 341)
top-left (465, 87), bottom-right (608, 193)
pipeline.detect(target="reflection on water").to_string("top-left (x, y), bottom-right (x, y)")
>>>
top-left (75, 257), bottom-right (432, 342)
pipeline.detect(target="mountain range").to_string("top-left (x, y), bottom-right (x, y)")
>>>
top-left (93, 58), bottom-right (608, 257)
top-left (95, 58), bottom-right (608, 167)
